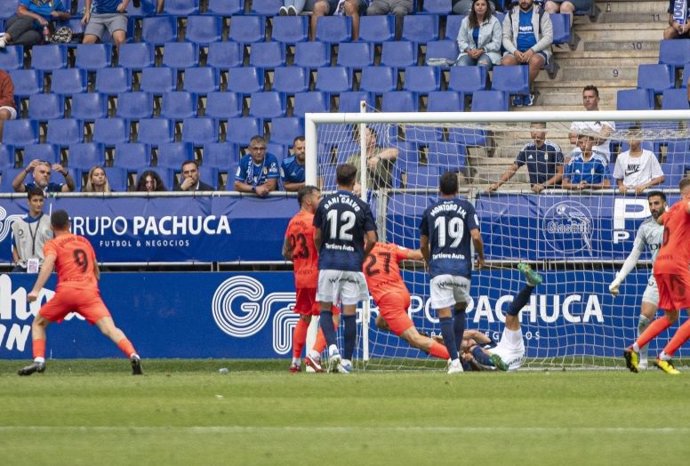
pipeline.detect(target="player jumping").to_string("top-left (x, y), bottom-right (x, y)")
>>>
top-left (18, 209), bottom-right (142, 376)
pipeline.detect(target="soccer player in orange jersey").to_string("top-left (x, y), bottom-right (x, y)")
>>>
top-left (18, 209), bottom-right (142, 376)
top-left (283, 185), bottom-right (339, 373)
top-left (624, 177), bottom-right (690, 375)
top-left (363, 241), bottom-right (451, 360)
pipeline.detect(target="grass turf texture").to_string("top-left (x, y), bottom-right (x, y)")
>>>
top-left (1, 360), bottom-right (690, 466)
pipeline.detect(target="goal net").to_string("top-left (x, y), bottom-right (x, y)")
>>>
top-left (304, 108), bottom-right (689, 370)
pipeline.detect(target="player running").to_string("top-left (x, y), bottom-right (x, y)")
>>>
top-left (314, 164), bottom-right (377, 373)
top-left (283, 185), bottom-right (339, 373)
top-left (420, 171), bottom-right (485, 374)
top-left (624, 178), bottom-right (690, 375)
top-left (18, 210), bottom-right (143, 376)
top-left (609, 191), bottom-right (666, 369)
top-left (363, 241), bottom-right (451, 361)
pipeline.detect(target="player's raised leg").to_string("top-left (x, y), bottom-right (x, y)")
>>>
top-left (94, 316), bottom-right (143, 375)
top-left (655, 310), bottom-right (690, 375)
top-left (624, 309), bottom-right (678, 373)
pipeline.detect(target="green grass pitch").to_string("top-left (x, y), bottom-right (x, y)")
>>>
top-left (1, 359), bottom-right (689, 466)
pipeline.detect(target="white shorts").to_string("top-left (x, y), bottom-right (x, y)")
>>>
top-left (0, 106), bottom-right (17, 120)
top-left (487, 327), bottom-right (525, 371)
top-left (642, 274), bottom-right (659, 307)
top-left (430, 275), bottom-right (471, 309)
top-left (316, 269), bottom-right (368, 306)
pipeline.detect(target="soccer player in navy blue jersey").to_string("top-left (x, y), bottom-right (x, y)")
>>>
top-left (420, 171), bottom-right (485, 374)
top-left (313, 164), bottom-right (378, 373)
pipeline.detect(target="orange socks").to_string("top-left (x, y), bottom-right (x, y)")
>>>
top-left (32, 338), bottom-right (46, 360)
top-left (663, 319), bottom-right (690, 357)
top-left (293, 319), bottom-right (309, 358)
top-left (429, 341), bottom-right (450, 360)
top-left (117, 338), bottom-right (137, 358)
top-left (313, 327), bottom-right (327, 354)
top-left (635, 316), bottom-right (673, 349)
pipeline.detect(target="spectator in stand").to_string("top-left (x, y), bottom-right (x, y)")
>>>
top-left (367, 0), bottom-right (414, 40)
top-left (281, 136), bottom-right (307, 192)
top-left (543, 0), bottom-right (575, 26)
top-left (569, 85), bottom-right (615, 163)
top-left (562, 134), bottom-right (611, 190)
top-left (501, 0), bottom-right (553, 107)
top-left (0, 0), bottom-right (70, 48)
top-left (81, 0), bottom-right (129, 51)
top-left (279, 0), bottom-right (305, 15)
top-left (132, 0), bottom-right (165, 14)
top-left (488, 122), bottom-right (564, 193)
top-left (346, 126), bottom-right (398, 191)
top-left (175, 160), bottom-right (214, 191)
top-left (455, 0), bottom-right (503, 70)
top-left (0, 70), bottom-right (16, 143)
top-left (82, 165), bottom-right (113, 193)
top-left (135, 170), bottom-right (166, 192)
top-left (613, 126), bottom-right (665, 195)
top-left (234, 135), bottom-right (280, 197)
top-left (13, 160), bottom-right (75, 193)
top-left (452, 0), bottom-right (497, 15)
top-left (663, 0), bottom-right (690, 39)
top-left (310, 0), bottom-right (366, 41)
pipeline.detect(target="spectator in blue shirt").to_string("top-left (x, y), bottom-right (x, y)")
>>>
top-left (12, 160), bottom-right (75, 194)
top-left (82, 0), bottom-right (129, 51)
top-left (0, 0), bottom-right (70, 48)
top-left (562, 135), bottom-right (611, 190)
top-left (234, 136), bottom-right (280, 197)
top-left (280, 136), bottom-right (306, 192)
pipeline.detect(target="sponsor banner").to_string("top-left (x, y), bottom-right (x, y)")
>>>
top-left (2, 270), bottom-right (683, 360)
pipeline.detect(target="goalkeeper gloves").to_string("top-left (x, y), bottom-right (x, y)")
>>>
top-left (609, 278), bottom-right (621, 296)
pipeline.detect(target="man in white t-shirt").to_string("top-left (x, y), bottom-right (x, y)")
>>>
top-left (613, 126), bottom-right (665, 195)
top-left (569, 85), bottom-right (615, 163)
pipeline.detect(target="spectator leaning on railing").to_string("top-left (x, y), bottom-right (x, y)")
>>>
top-left (13, 159), bottom-right (75, 194)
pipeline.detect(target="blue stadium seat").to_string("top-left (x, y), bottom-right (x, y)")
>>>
top-left (140, 66), bottom-right (176, 95)
top-left (315, 16), bottom-right (352, 44)
top-left (118, 43), bottom-right (154, 71)
top-left (662, 88), bottom-right (690, 110)
top-left (75, 44), bottom-right (112, 71)
top-left (68, 143), bottom-right (106, 170)
top-left (359, 15), bottom-right (395, 43)
top-left (185, 15), bottom-right (223, 45)
top-left (404, 165), bottom-right (440, 189)
top-left (251, 0), bottom-right (282, 15)
top-left (163, 0), bottom-right (199, 15)
top-left (447, 125), bottom-right (486, 147)
top-left (0, 168), bottom-right (24, 191)
top-left (126, 0), bottom-right (161, 16)
top-left (249, 42), bottom-right (286, 69)
top-left (249, 91), bottom-right (287, 119)
top-left (182, 67), bottom-right (220, 95)
top-left (0, 144), bottom-right (13, 169)
top-left (204, 91), bottom-right (242, 119)
top-left (161, 91), bottom-right (198, 119)
top-left (272, 66), bottom-right (309, 94)
top-left (157, 142), bottom-right (194, 168)
top-left (227, 67), bottom-right (263, 94)
top-left (360, 66), bottom-right (397, 94)
top-left (31, 44), bottom-right (67, 71)
top-left (471, 90), bottom-right (509, 111)
top-left (444, 14), bottom-right (465, 40)
top-left (294, 42), bottom-right (329, 69)
top-left (425, 40), bottom-right (459, 64)
top-left (336, 42), bottom-right (374, 69)
top-left (93, 118), bottom-right (129, 147)
top-left (665, 140), bottom-right (690, 164)
top-left (405, 125), bottom-right (443, 144)
top-left (315, 67), bottom-right (352, 93)
top-left (550, 13), bottom-right (572, 45)
top-left (162, 42), bottom-right (199, 70)
top-left (28, 94), bottom-right (64, 120)
top-left (102, 166), bottom-right (129, 191)
top-left (381, 41), bottom-right (417, 68)
top-left (206, 0), bottom-right (244, 15)
top-left (46, 119), bottom-right (83, 147)
top-left (616, 89), bottom-right (654, 110)
top-left (659, 39), bottom-right (690, 71)
top-left (0, 45), bottom-right (24, 70)
top-left (422, 0), bottom-right (451, 14)
top-left (403, 66), bottom-right (440, 93)
top-left (267, 142), bottom-right (287, 161)
top-left (427, 141), bottom-right (466, 167)
top-left (8, 70), bottom-right (42, 98)
top-left (661, 163), bottom-right (685, 188)
top-left (637, 64), bottom-right (675, 94)
top-left (181, 117), bottom-right (218, 145)
top-left (271, 16), bottom-right (309, 44)
top-left (71, 93), bottom-right (107, 121)
top-left (269, 117), bottom-right (303, 146)
top-left (116, 92), bottom-right (154, 119)
top-left (402, 15), bottom-right (439, 43)
top-left (95, 67), bottom-right (131, 95)
top-left (681, 63), bottom-right (690, 87)
top-left (381, 91), bottom-right (418, 112)
top-left (198, 165), bottom-right (220, 189)
top-left (225, 117), bottom-right (261, 144)
top-left (338, 91), bottom-right (374, 112)
top-left (292, 92), bottom-right (329, 118)
top-left (229, 16), bottom-right (266, 44)
top-left (113, 143), bottom-right (151, 170)
top-left (427, 90), bottom-right (464, 112)
top-left (491, 65), bottom-right (530, 96)
top-left (23, 144), bottom-right (60, 165)
top-left (0, 2), bottom-right (16, 19)
top-left (207, 41), bottom-right (243, 70)
top-left (137, 118), bottom-right (174, 145)
top-left (142, 16), bottom-right (178, 45)
top-left (447, 65), bottom-right (487, 94)
top-left (51, 68), bottom-right (88, 96)
top-left (203, 142), bottom-right (238, 169)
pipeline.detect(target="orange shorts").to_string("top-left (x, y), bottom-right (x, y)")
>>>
top-left (39, 286), bottom-right (111, 324)
top-left (376, 293), bottom-right (413, 336)
top-left (655, 271), bottom-right (690, 311)
top-left (295, 288), bottom-right (340, 316)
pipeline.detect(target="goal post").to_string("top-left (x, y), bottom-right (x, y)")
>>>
top-left (304, 109), bottom-right (690, 370)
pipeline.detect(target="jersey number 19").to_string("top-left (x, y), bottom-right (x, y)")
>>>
top-left (434, 217), bottom-right (464, 248)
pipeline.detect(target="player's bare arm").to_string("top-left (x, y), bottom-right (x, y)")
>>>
top-left (419, 235), bottom-right (430, 264)
top-left (27, 254), bottom-right (57, 302)
top-left (464, 329), bottom-right (491, 345)
top-left (471, 228), bottom-right (485, 270)
top-left (313, 227), bottom-right (322, 250)
top-left (404, 249), bottom-right (424, 261)
top-left (364, 230), bottom-right (377, 257)
top-left (281, 237), bottom-right (293, 261)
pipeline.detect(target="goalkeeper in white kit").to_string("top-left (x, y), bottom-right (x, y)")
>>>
top-left (609, 191), bottom-right (666, 369)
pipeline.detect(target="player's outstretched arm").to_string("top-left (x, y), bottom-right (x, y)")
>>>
top-left (609, 248), bottom-right (642, 296)
top-left (405, 249), bottom-right (424, 261)
top-left (27, 255), bottom-right (56, 302)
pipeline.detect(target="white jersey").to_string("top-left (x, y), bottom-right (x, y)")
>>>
top-left (613, 149), bottom-right (664, 189)
top-left (569, 120), bottom-right (615, 163)
top-left (633, 216), bottom-right (664, 268)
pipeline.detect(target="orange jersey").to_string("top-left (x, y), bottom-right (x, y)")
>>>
top-left (285, 210), bottom-right (318, 289)
top-left (363, 242), bottom-right (411, 302)
top-left (655, 201), bottom-right (690, 274)
top-left (43, 233), bottom-right (98, 290)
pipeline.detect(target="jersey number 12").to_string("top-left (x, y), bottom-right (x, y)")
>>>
top-left (326, 210), bottom-right (356, 241)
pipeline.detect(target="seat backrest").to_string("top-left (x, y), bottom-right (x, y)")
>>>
top-left (427, 90), bottom-right (464, 112)
top-left (338, 91), bottom-right (374, 113)
top-left (359, 15), bottom-right (395, 43)
top-left (181, 117), bottom-right (219, 145)
top-left (68, 143), bottom-right (106, 170)
top-left (360, 66), bottom-right (397, 94)
top-left (336, 42), bottom-right (374, 69)
top-left (470, 90), bottom-right (509, 112)
top-left (140, 66), bottom-right (176, 94)
top-left (248, 42), bottom-right (286, 69)
top-left (250, 0), bottom-right (282, 14)
top-left (118, 43), bottom-right (155, 71)
top-left (113, 142), bottom-right (152, 169)
top-left (447, 65), bottom-right (487, 93)
top-left (381, 91), bottom-right (419, 112)
top-left (271, 16), bottom-right (308, 44)
top-left (422, 0), bottom-right (451, 14)
top-left (163, 0), bottom-right (199, 15)
top-left (207, 41), bottom-right (243, 69)
top-left (8, 70), bottom-right (42, 97)
top-left (225, 117), bottom-right (261, 144)
top-left (315, 16), bottom-right (352, 44)
top-left (0, 45), bottom-right (24, 70)
top-left (294, 42), bottom-right (329, 69)
top-left (403, 66), bottom-right (440, 93)
top-left (157, 142), bottom-right (195, 168)
top-left (444, 14), bottom-right (465, 40)
top-left (226, 67), bottom-right (263, 94)
top-left (161, 91), bottom-right (198, 119)
top-left (95, 67), bottom-right (131, 95)
top-left (636, 64), bottom-right (675, 93)
top-left (491, 65), bottom-right (530, 94)
top-left (402, 15), bottom-right (439, 43)
top-left (203, 142), bottom-right (239, 169)
top-left (616, 89), bottom-right (654, 110)
top-left (659, 39), bottom-right (690, 68)
top-left (315, 67), bottom-right (352, 93)
top-left (185, 15), bottom-right (223, 45)
top-left (93, 118), bottom-right (129, 146)
top-left (71, 92), bottom-right (108, 120)
top-left (46, 118), bottom-right (84, 146)
top-left (292, 92), bottom-right (329, 118)
top-left (662, 88), bottom-right (690, 109)
top-left (269, 117), bottom-right (303, 146)
top-left (550, 13), bottom-right (571, 44)
top-left (182, 67), bottom-right (220, 94)
top-left (116, 92), bottom-right (154, 119)
top-left (272, 66), bottom-right (309, 94)
top-left (229, 16), bottom-right (266, 43)
top-left (28, 94), bottom-right (64, 120)
top-left (31, 44), bottom-right (67, 71)
top-left (249, 91), bottom-right (286, 119)
top-left (425, 40), bottom-right (458, 63)
top-left (142, 15), bottom-right (178, 45)
top-left (23, 144), bottom-right (60, 165)
top-left (204, 91), bottom-right (242, 119)
top-left (381, 41), bottom-right (417, 68)
top-left (104, 166), bottom-right (130, 191)
top-left (162, 42), bottom-right (200, 70)
top-left (137, 118), bottom-right (174, 145)
top-left (206, 0), bottom-right (244, 15)
top-left (75, 44), bottom-right (112, 71)
top-left (52, 68), bottom-right (88, 96)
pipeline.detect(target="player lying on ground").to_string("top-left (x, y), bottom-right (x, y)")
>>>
top-left (18, 209), bottom-right (142, 376)
top-left (609, 191), bottom-right (666, 369)
top-left (624, 178), bottom-right (690, 375)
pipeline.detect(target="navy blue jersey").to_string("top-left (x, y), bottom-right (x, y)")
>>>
top-left (313, 190), bottom-right (377, 272)
top-left (515, 140), bottom-right (564, 186)
top-left (420, 197), bottom-right (479, 278)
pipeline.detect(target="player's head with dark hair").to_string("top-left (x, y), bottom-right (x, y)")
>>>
top-left (439, 171), bottom-right (458, 196)
top-left (50, 210), bottom-right (70, 231)
top-left (583, 84), bottom-right (599, 98)
top-left (647, 191), bottom-right (667, 220)
top-left (582, 85), bottom-right (600, 111)
top-left (336, 163), bottom-right (358, 188)
top-left (647, 190), bottom-right (666, 203)
top-left (27, 186), bottom-right (44, 200)
top-left (297, 185), bottom-right (320, 208)
top-left (679, 177), bottom-right (690, 194)
top-left (292, 136), bottom-right (306, 162)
